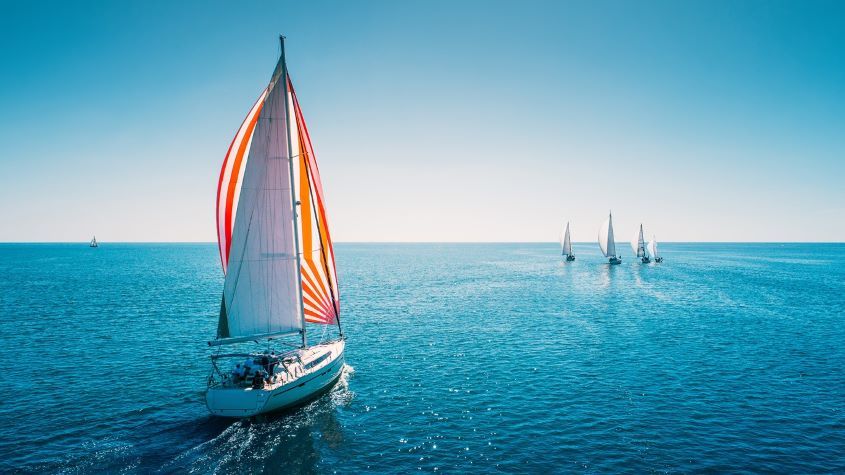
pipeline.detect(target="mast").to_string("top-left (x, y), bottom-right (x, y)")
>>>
top-left (280, 35), bottom-right (308, 349)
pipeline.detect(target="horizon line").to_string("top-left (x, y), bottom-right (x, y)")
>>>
top-left (1, 241), bottom-right (844, 245)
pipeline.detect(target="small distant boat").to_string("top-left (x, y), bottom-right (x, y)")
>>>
top-left (205, 37), bottom-right (345, 418)
top-left (561, 222), bottom-right (575, 261)
top-left (89, 236), bottom-right (98, 248)
top-left (648, 235), bottom-right (664, 263)
top-left (598, 212), bottom-right (622, 264)
top-left (631, 224), bottom-right (651, 263)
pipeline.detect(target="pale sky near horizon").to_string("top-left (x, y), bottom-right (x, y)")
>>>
top-left (1, 0), bottom-right (843, 242)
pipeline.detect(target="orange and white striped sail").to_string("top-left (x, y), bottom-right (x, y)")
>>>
top-left (214, 54), bottom-right (339, 341)
top-left (216, 88), bottom-right (268, 274)
top-left (289, 78), bottom-right (340, 325)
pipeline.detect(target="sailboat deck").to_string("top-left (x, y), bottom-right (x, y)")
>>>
top-left (209, 341), bottom-right (341, 391)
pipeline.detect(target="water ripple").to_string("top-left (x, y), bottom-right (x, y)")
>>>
top-left (0, 243), bottom-right (844, 473)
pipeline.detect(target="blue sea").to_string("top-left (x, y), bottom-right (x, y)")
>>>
top-left (1, 243), bottom-right (843, 473)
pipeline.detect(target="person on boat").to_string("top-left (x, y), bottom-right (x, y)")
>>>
top-left (252, 371), bottom-right (265, 389)
top-left (243, 357), bottom-right (254, 374)
top-left (231, 364), bottom-right (243, 383)
top-left (260, 354), bottom-right (270, 373)
top-left (268, 351), bottom-right (279, 374)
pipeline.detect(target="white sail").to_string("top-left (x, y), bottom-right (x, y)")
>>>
top-left (607, 215), bottom-right (616, 257)
top-left (598, 218), bottom-right (609, 257)
top-left (220, 56), bottom-right (302, 340)
top-left (648, 236), bottom-right (659, 259)
top-left (561, 222), bottom-right (572, 256)
top-left (632, 224), bottom-right (648, 257)
top-left (598, 213), bottom-right (616, 258)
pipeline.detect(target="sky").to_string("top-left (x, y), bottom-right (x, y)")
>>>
top-left (0, 0), bottom-right (843, 242)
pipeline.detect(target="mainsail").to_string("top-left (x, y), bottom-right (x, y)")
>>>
top-left (213, 41), bottom-right (339, 344)
top-left (598, 213), bottom-right (616, 258)
top-left (561, 222), bottom-right (572, 256)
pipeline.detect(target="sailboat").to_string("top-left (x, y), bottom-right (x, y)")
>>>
top-left (205, 37), bottom-right (345, 418)
top-left (561, 222), bottom-right (575, 261)
top-left (598, 212), bottom-right (622, 264)
top-left (648, 235), bottom-right (664, 263)
top-left (631, 224), bottom-right (651, 263)
top-left (89, 236), bottom-right (98, 248)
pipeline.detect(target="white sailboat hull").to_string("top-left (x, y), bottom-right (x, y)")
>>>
top-left (206, 340), bottom-right (345, 418)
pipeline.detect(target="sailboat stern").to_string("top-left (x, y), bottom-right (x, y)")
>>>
top-left (206, 340), bottom-right (345, 418)
top-left (206, 386), bottom-right (271, 418)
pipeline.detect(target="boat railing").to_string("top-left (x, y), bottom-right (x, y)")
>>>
top-left (207, 352), bottom-right (304, 389)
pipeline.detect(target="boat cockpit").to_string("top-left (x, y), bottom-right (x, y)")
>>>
top-left (208, 351), bottom-right (305, 390)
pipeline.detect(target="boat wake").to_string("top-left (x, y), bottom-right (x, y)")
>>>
top-left (161, 364), bottom-right (355, 473)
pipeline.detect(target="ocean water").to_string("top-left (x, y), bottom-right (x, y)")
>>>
top-left (1, 243), bottom-right (844, 473)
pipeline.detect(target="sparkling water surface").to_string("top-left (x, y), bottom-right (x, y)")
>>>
top-left (1, 243), bottom-right (843, 473)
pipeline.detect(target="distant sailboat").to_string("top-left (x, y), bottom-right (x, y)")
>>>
top-left (561, 222), bottom-right (575, 261)
top-left (648, 236), bottom-right (664, 263)
top-left (205, 37), bottom-right (345, 418)
top-left (631, 224), bottom-right (651, 263)
top-left (89, 236), bottom-right (98, 248)
top-left (598, 212), bottom-right (622, 264)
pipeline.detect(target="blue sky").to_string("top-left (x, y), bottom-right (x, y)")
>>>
top-left (1, 0), bottom-right (843, 242)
